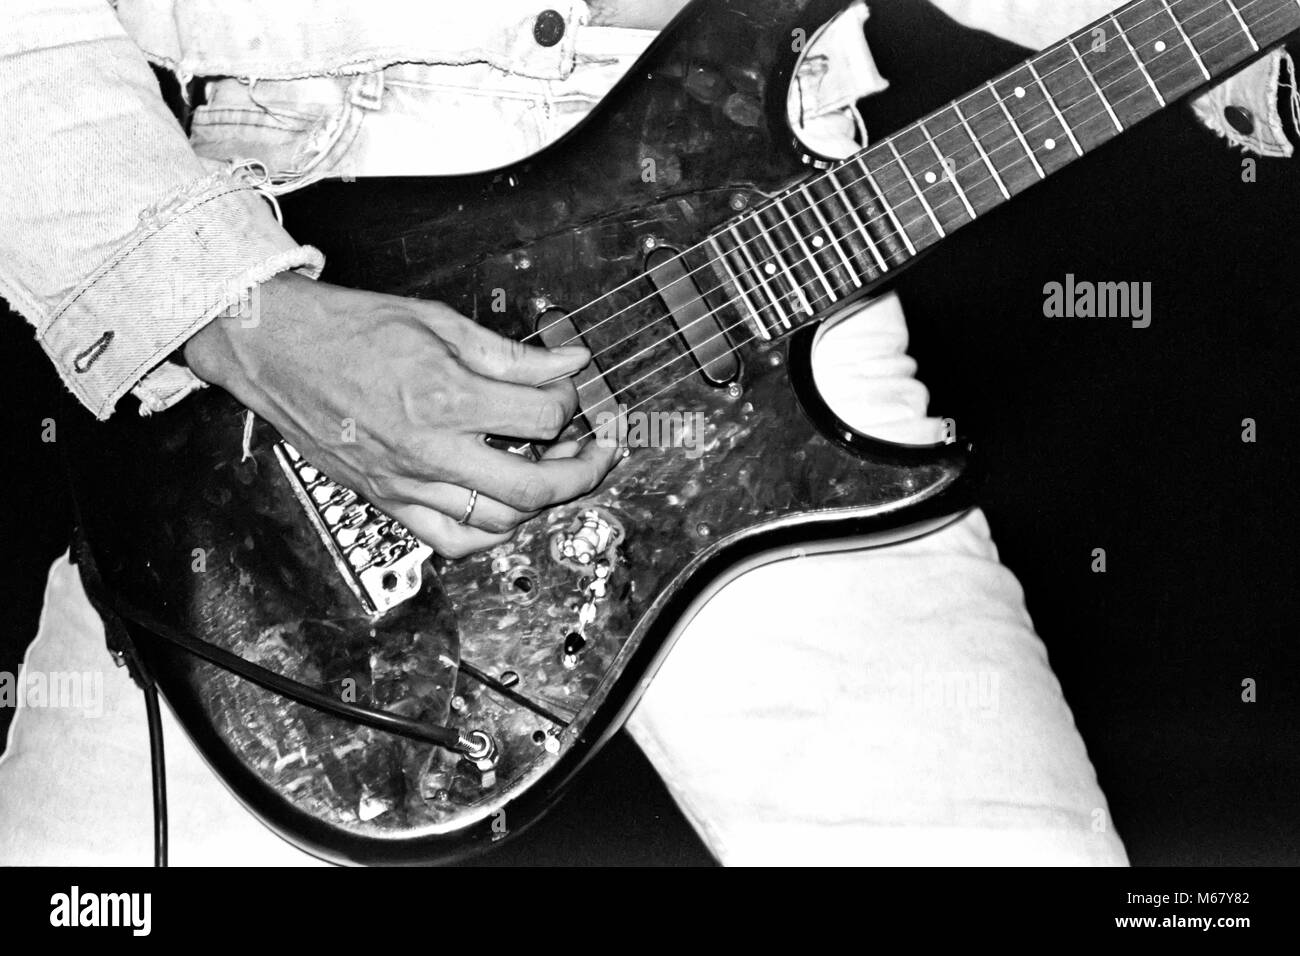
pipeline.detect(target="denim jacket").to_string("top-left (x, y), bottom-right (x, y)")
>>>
top-left (0, 0), bottom-right (1293, 420)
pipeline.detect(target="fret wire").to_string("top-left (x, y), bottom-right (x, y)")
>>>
top-left (798, 183), bottom-right (867, 283)
top-left (535, 0), bottom-right (1299, 354)
top-left (1113, 12), bottom-right (1167, 105)
top-left (728, 224), bottom-right (791, 329)
top-left (987, 80), bottom-right (1046, 179)
top-left (885, 139), bottom-right (946, 236)
top-left (1224, 0), bottom-right (1260, 49)
top-left (731, 0), bottom-right (1287, 328)
top-left (1027, 60), bottom-right (1083, 156)
top-left (774, 195), bottom-right (838, 302)
top-left (734, 0), bottom-right (1290, 327)
top-left (752, 217), bottom-right (813, 315)
top-left (952, 101), bottom-right (1010, 199)
top-left (1160, 0), bottom-right (1212, 79)
top-left (920, 121), bottom-right (977, 220)
top-left (538, 0), bottom-right (1300, 366)
top-left (705, 235), bottom-right (770, 340)
top-left (851, 157), bottom-right (916, 258)
top-left (1067, 38), bottom-right (1124, 132)
top-left (585, 0), bottom-right (1300, 426)
top-left (826, 165), bottom-right (894, 269)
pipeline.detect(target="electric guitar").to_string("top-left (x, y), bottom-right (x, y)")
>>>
top-left (64, 0), bottom-right (1298, 864)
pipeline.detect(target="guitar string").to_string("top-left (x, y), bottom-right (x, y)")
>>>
top-left (575, 8), bottom-right (1289, 447)
top-left (571, 0), bottom-right (1284, 373)
top-left (540, 0), bottom-right (1281, 349)
top-left (585, 0), bottom-right (1294, 429)
top-left (565, 0), bottom-right (1294, 443)
top-left (570, 0), bottom-right (1286, 391)
top-left (523, 0), bottom-right (1279, 351)
top-left (577, 10), bottom-right (1218, 383)
top-left (522, 0), bottom-right (1284, 358)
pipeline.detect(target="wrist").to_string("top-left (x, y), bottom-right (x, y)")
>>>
top-left (182, 312), bottom-right (239, 388)
top-left (182, 271), bottom-right (307, 389)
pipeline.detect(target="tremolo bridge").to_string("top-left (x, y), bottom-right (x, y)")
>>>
top-left (273, 442), bottom-right (431, 616)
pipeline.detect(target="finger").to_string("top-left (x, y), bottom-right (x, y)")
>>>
top-left (438, 314), bottom-right (591, 385)
top-left (376, 477), bottom-right (538, 534)
top-left (382, 501), bottom-right (516, 559)
top-left (541, 439), bottom-right (582, 461)
top-left (453, 373), bottom-right (579, 440)
top-left (452, 435), bottom-right (621, 512)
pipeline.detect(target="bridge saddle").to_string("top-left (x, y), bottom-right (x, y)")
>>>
top-left (274, 441), bottom-right (432, 616)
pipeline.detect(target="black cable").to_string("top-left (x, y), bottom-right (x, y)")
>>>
top-left (125, 643), bottom-right (168, 867)
top-left (115, 596), bottom-right (479, 754)
top-left (73, 527), bottom-right (474, 753)
top-left (457, 659), bottom-right (570, 727)
top-left (71, 526), bottom-right (490, 870)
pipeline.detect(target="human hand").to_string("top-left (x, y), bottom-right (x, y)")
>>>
top-left (184, 272), bottom-right (619, 557)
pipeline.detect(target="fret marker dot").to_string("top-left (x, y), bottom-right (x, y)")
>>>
top-left (1045, 138), bottom-right (1056, 150)
top-left (1014, 86), bottom-right (1026, 98)
top-left (1154, 40), bottom-right (1167, 53)
top-left (764, 263), bottom-right (777, 275)
top-left (924, 170), bottom-right (938, 184)
top-left (812, 235), bottom-right (825, 248)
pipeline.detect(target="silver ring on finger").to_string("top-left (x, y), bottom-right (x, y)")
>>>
top-left (457, 488), bottom-right (480, 526)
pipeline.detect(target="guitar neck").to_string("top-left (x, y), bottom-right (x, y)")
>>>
top-left (709, 0), bottom-right (1299, 338)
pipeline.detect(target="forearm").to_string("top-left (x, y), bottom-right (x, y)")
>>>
top-left (0, 0), bottom-right (323, 420)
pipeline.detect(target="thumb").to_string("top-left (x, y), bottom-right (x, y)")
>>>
top-left (442, 315), bottom-right (591, 385)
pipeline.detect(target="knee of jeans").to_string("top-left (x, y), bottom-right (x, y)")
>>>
top-left (1192, 47), bottom-right (1299, 159)
top-left (787, 0), bottom-right (887, 156)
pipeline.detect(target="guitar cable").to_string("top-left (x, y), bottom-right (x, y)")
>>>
top-left (69, 529), bottom-right (497, 867)
top-left (120, 604), bottom-right (492, 755)
top-left (122, 640), bottom-right (168, 868)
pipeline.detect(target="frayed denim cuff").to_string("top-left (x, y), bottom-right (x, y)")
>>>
top-left (37, 170), bottom-right (323, 420)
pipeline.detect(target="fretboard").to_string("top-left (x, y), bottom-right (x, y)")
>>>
top-left (708, 0), bottom-right (1300, 338)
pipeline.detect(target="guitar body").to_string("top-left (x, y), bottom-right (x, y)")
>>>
top-left (64, 0), bottom-right (975, 864)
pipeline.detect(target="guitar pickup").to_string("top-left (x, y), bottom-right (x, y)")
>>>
top-left (274, 442), bottom-right (432, 616)
top-left (535, 307), bottom-right (619, 433)
top-left (645, 247), bottom-right (738, 385)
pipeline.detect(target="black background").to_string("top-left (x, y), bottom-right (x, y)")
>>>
top-left (1, 0), bottom-right (1296, 866)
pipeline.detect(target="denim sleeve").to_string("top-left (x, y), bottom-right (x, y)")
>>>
top-left (0, 0), bottom-right (324, 420)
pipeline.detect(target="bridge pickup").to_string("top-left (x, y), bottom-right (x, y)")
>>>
top-left (535, 308), bottom-right (620, 432)
top-left (645, 247), bottom-right (738, 385)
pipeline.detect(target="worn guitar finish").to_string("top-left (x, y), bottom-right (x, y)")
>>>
top-left (65, 0), bottom-right (978, 864)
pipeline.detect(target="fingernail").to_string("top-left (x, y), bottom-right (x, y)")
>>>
top-left (551, 345), bottom-right (589, 357)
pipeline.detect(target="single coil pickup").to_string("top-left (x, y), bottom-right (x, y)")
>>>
top-left (534, 308), bottom-right (620, 434)
top-left (645, 247), bottom-right (741, 384)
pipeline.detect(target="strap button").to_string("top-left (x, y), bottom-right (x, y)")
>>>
top-left (533, 9), bottom-right (566, 47)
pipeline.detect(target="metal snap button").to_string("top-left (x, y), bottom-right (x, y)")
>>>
top-left (534, 9), bottom-right (566, 47)
top-left (1224, 105), bottom-right (1254, 136)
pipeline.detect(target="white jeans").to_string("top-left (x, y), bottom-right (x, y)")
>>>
top-left (0, 6), bottom-right (1128, 866)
